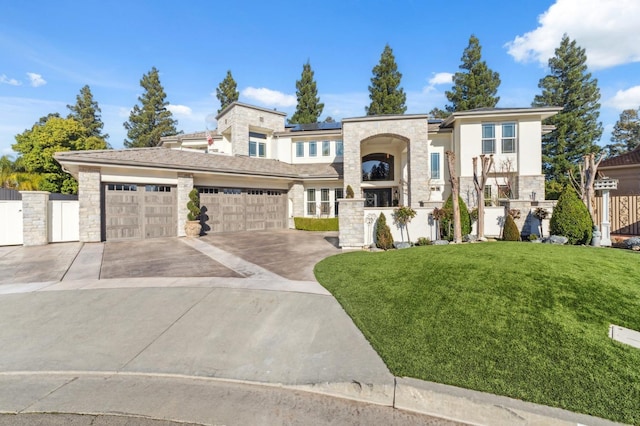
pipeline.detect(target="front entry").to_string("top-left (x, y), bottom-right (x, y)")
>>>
top-left (364, 188), bottom-right (392, 207)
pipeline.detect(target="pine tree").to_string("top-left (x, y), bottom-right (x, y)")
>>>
top-left (216, 70), bottom-right (239, 113)
top-left (605, 108), bottom-right (640, 156)
top-left (67, 85), bottom-right (109, 142)
top-left (366, 44), bottom-right (406, 116)
top-left (532, 35), bottom-right (602, 184)
top-left (123, 67), bottom-right (179, 148)
top-left (445, 35), bottom-right (501, 112)
top-left (289, 61), bottom-right (324, 124)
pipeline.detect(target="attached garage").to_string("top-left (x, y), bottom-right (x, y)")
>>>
top-left (103, 183), bottom-right (177, 240)
top-left (198, 187), bottom-right (287, 233)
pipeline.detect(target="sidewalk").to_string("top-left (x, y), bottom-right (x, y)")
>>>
top-left (0, 237), bottom-right (624, 425)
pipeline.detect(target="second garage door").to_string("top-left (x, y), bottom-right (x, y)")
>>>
top-left (198, 187), bottom-right (287, 233)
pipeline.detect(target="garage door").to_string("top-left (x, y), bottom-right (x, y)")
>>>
top-left (104, 183), bottom-right (177, 240)
top-left (199, 187), bottom-right (287, 233)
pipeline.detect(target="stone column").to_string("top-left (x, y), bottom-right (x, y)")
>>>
top-left (177, 173), bottom-right (194, 237)
top-left (20, 191), bottom-right (50, 246)
top-left (78, 167), bottom-right (102, 242)
top-left (338, 198), bottom-right (364, 250)
top-left (288, 181), bottom-right (304, 228)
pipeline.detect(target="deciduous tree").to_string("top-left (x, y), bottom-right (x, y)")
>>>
top-left (446, 35), bottom-right (500, 112)
top-left (124, 67), bottom-right (179, 148)
top-left (473, 154), bottom-right (494, 239)
top-left (290, 61), bottom-right (324, 124)
top-left (532, 34), bottom-right (602, 186)
top-left (446, 150), bottom-right (462, 243)
top-left (216, 70), bottom-right (239, 113)
top-left (366, 44), bottom-right (406, 115)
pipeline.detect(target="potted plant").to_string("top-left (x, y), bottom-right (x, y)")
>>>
top-left (185, 188), bottom-right (202, 237)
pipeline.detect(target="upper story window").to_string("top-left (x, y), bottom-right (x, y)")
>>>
top-left (362, 153), bottom-right (394, 181)
top-left (309, 141), bottom-right (317, 157)
top-left (322, 141), bottom-right (330, 156)
top-left (501, 123), bottom-right (516, 153)
top-left (430, 152), bottom-right (441, 180)
top-left (249, 131), bottom-right (267, 158)
top-left (296, 142), bottom-right (304, 157)
top-left (336, 140), bottom-right (344, 156)
top-left (482, 124), bottom-right (495, 154)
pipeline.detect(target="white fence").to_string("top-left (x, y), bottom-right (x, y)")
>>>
top-left (0, 200), bottom-right (79, 246)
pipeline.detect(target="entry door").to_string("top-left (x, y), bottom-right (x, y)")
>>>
top-left (364, 188), bottom-right (392, 207)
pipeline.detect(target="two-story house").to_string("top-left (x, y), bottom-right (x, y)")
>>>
top-left (55, 102), bottom-right (560, 247)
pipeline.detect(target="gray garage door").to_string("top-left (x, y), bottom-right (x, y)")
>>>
top-left (104, 183), bottom-right (177, 240)
top-left (198, 187), bottom-right (287, 233)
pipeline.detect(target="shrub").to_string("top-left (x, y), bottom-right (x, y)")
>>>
top-left (187, 188), bottom-right (201, 221)
top-left (293, 217), bottom-right (339, 231)
top-left (528, 234), bottom-right (538, 241)
top-left (375, 212), bottom-right (394, 250)
top-left (440, 195), bottom-right (471, 240)
top-left (346, 185), bottom-right (355, 198)
top-left (503, 213), bottom-right (521, 241)
top-left (549, 185), bottom-right (592, 245)
top-left (415, 237), bottom-right (431, 246)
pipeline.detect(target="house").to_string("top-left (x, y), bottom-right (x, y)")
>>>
top-left (54, 102), bottom-right (561, 248)
top-left (599, 145), bottom-right (640, 196)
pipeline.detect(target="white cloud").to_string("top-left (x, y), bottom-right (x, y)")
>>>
top-left (241, 87), bottom-right (296, 108)
top-left (428, 72), bottom-right (454, 86)
top-left (26, 72), bottom-right (46, 87)
top-left (607, 86), bottom-right (640, 110)
top-left (167, 104), bottom-right (193, 116)
top-left (0, 74), bottom-right (21, 86)
top-left (506, 0), bottom-right (640, 69)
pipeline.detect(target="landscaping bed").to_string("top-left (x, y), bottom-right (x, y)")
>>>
top-left (314, 243), bottom-right (640, 424)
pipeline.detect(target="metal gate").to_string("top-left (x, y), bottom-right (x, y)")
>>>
top-left (104, 183), bottom-right (177, 240)
top-left (199, 187), bottom-right (287, 233)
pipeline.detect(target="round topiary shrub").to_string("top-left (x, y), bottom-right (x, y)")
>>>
top-left (440, 195), bottom-right (471, 240)
top-left (375, 212), bottom-right (394, 250)
top-left (549, 185), bottom-right (592, 245)
top-left (503, 213), bottom-right (521, 241)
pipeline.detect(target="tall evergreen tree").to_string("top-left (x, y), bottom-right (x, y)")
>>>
top-left (289, 61), bottom-right (324, 124)
top-left (366, 44), bottom-right (406, 115)
top-left (605, 108), bottom-right (640, 156)
top-left (445, 35), bottom-right (500, 112)
top-left (67, 85), bottom-right (109, 141)
top-left (533, 34), bottom-right (602, 184)
top-left (216, 70), bottom-right (239, 113)
top-left (123, 67), bottom-right (179, 148)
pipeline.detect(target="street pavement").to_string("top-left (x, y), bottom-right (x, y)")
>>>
top-left (0, 230), bottom-right (623, 425)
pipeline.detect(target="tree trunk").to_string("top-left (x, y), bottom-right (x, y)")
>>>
top-left (446, 151), bottom-right (462, 243)
top-left (473, 154), bottom-right (494, 239)
top-left (582, 153), bottom-right (603, 223)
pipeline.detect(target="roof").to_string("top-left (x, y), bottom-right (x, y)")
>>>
top-left (441, 106), bottom-right (563, 127)
top-left (54, 148), bottom-right (341, 180)
top-left (216, 102), bottom-right (288, 120)
top-left (600, 145), bottom-right (640, 168)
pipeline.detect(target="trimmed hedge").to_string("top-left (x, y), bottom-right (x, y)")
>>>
top-left (503, 214), bottom-right (521, 241)
top-left (293, 217), bottom-right (339, 231)
top-left (550, 185), bottom-right (592, 245)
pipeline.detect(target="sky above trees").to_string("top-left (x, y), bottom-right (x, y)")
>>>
top-left (1, 0), bottom-right (639, 155)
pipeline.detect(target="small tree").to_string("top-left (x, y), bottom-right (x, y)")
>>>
top-left (533, 207), bottom-right (549, 237)
top-left (549, 185), bottom-right (592, 245)
top-left (503, 213), bottom-right (521, 241)
top-left (346, 185), bottom-right (355, 198)
top-left (570, 152), bottom-right (603, 224)
top-left (446, 151), bottom-right (462, 242)
top-left (440, 195), bottom-right (471, 241)
top-left (393, 205), bottom-right (417, 243)
top-left (473, 154), bottom-right (494, 239)
top-left (186, 188), bottom-right (201, 221)
top-left (375, 212), bottom-right (394, 250)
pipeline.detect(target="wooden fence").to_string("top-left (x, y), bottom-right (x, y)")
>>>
top-left (595, 195), bottom-right (640, 235)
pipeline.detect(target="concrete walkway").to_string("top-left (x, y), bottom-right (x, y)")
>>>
top-left (0, 232), bottom-right (623, 425)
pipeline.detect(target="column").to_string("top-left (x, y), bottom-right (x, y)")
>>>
top-left (338, 198), bottom-right (365, 250)
top-left (177, 173), bottom-right (194, 237)
top-left (78, 167), bottom-right (102, 242)
top-left (20, 191), bottom-right (50, 246)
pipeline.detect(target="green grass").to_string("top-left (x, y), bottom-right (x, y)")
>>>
top-left (314, 243), bottom-right (640, 424)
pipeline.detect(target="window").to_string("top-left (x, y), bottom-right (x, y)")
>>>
top-left (307, 189), bottom-right (316, 215)
top-left (258, 142), bottom-right (266, 157)
top-left (335, 140), bottom-right (344, 156)
top-left (249, 132), bottom-right (267, 158)
top-left (501, 123), bottom-right (516, 153)
top-left (498, 185), bottom-right (512, 199)
top-left (107, 184), bottom-right (137, 191)
top-left (482, 124), bottom-right (495, 154)
top-left (309, 141), bottom-right (317, 157)
top-left (322, 141), bottom-right (330, 156)
top-left (145, 185), bottom-right (171, 192)
top-left (362, 153), bottom-right (394, 181)
top-left (334, 188), bottom-right (344, 216)
top-left (296, 142), bottom-right (304, 157)
top-left (249, 141), bottom-right (257, 157)
top-left (321, 188), bottom-right (330, 215)
top-left (484, 186), bottom-right (492, 206)
top-left (430, 152), bottom-right (440, 180)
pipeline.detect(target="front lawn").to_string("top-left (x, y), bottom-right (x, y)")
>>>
top-left (314, 243), bottom-right (640, 424)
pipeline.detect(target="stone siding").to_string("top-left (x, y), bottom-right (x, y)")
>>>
top-left (288, 181), bottom-right (304, 227)
top-left (78, 167), bottom-right (101, 242)
top-left (216, 103), bottom-right (286, 156)
top-left (20, 191), bottom-right (49, 246)
top-left (338, 198), bottom-right (365, 249)
top-left (177, 173), bottom-right (194, 237)
top-left (516, 175), bottom-right (545, 202)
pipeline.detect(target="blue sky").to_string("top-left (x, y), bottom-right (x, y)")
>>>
top-left (2, 0), bottom-right (640, 156)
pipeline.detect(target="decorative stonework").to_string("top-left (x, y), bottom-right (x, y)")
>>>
top-left (216, 103), bottom-right (286, 156)
top-left (78, 166), bottom-right (101, 242)
top-left (288, 181), bottom-right (304, 221)
top-left (338, 198), bottom-right (365, 249)
top-left (20, 191), bottom-right (49, 246)
top-left (177, 173), bottom-right (194, 237)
